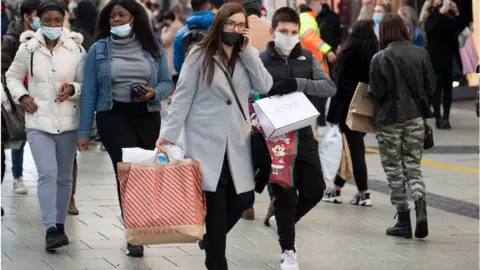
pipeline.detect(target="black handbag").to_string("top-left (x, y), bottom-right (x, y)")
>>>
top-left (219, 67), bottom-right (272, 193)
top-left (393, 60), bottom-right (434, 150)
top-left (1, 75), bottom-right (26, 143)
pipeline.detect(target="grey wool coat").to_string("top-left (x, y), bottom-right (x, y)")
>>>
top-left (160, 46), bottom-right (273, 193)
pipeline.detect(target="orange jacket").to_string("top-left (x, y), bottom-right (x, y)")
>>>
top-left (299, 11), bottom-right (332, 74)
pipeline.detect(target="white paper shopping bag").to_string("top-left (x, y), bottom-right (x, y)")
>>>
top-left (253, 92), bottom-right (319, 139)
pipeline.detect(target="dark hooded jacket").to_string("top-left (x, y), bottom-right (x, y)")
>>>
top-left (1, 20), bottom-right (24, 74)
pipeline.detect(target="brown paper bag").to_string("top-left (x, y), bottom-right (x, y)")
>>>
top-left (338, 134), bottom-right (353, 180)
top-left (346, 82), bottom-right (377, 134)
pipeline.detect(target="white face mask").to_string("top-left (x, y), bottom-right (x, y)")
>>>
top-left (274, 32), bottom-right (299, 55)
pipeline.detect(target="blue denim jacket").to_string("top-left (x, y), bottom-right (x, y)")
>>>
top-left (78, 37), bottom-right (173, 139)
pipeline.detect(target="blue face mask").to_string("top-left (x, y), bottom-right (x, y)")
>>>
top-left (373, 12), bottom-right (383, 25)
top-left (42, 26), bottom-right (63, 40)
top-left (29, 17), bottom-right (41, 31)
top-left (110, 22), bottom-right (132, 38)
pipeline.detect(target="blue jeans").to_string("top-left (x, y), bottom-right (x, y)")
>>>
top-left (11, 142), bottom-right (25, 178)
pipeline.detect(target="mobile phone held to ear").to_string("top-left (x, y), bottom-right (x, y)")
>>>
top-left (443, 0), bottom-right (450, 5)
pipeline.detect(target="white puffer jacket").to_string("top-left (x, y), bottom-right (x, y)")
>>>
top-left (6, 28), bottom-right (85, 134)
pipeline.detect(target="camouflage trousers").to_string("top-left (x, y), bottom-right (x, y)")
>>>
top-left (376, 117), bottom-right (426, 211)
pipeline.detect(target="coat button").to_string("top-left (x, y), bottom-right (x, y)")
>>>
top-left (226, 100), bottom-right (232, 105)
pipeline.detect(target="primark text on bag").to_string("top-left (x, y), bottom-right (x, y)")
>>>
top-left (117, 156), bottom-right (205, 245)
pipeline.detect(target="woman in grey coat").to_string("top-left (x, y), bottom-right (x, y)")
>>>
top-left (156, 3), bottom-right (273, 269)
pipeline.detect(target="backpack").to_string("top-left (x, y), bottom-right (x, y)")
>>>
top-left (182, 24), bottom-right (207, 51)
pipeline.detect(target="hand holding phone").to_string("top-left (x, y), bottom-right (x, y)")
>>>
top-left (241, 28), bottom-right (252, 52)
top-left (133, 85), bottom-right (155, 101)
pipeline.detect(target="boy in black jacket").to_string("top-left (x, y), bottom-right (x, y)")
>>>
top-left (258, 7), bottom-right (336, 270)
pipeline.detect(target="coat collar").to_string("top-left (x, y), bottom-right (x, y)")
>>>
top-left (20, 28), bottom-right (83, 54)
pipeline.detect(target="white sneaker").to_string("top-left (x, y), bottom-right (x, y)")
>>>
top-left (322, 188), bottom-right (342, 204)
top-left (13, 177), bottom-right (28, 194)
top-left (268, 216), bottom-right (278, 237)
top-left (316, 126), bottom-right (327, 137)
top-left (280, 250), bottom-right (299, 270)
top-left (350, 192), bottom-right (372, 206)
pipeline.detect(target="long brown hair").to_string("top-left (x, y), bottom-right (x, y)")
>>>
top-left (379, 13), bottom-right (410, 50)
top-left (195, 2), bottom-right (248, 86)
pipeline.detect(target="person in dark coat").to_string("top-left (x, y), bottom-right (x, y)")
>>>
top-left (316, 0), bottom-right (341, 57)
top-left (369, 14), bottom-right (435, 240)
top-left (424, 0), bottom-right (459, 129)
top-left (74, 0), bottom-right (97, 51)
top-left (324, 19), bottom-right (377, 206)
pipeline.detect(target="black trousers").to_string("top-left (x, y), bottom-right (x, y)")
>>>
top-left (333, 125), bottom-right (368, 191)
top-left (311, 97), bottom-right (327, 126)
top-left (271, 135), bottom-right (326, 252)
top-left (96, 101), bottom-right (160, 213)
top-left (432, 70), bottom-right (453, 120)
top-left (204, 154), bottom-right (253, 270)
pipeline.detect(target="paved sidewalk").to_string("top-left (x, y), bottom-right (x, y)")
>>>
top-left (1, 102), bottom-right (479, 270)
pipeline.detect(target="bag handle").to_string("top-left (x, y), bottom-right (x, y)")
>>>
top-left (216, 62), bottom-right (248, 122)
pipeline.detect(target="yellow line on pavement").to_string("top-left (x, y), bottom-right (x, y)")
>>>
top-left (364, 147), bottom-right (480, 175)
top-left (316, 137), bottom-right (479, 175)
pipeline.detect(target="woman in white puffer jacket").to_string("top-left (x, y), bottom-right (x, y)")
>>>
top-left (5, 1), bottom-right (85, 251)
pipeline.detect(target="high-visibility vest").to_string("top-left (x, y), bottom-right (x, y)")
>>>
top-left (299, 11), bottom-right (332, 74)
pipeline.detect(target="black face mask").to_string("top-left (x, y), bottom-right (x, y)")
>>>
top-left (221, 31), bottom-right (243, 47)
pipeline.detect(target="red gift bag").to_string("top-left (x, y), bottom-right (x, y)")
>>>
top-left (249, 103), bottom-right (298, 189)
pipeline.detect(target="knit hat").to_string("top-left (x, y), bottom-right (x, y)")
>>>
top-left (242, 0), bottom-right (261, 17)
top-left (37, 1), bottom-right (66, 18)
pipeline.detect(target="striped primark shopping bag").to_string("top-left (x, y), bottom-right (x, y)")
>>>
top-left (117, 159), bottom-right (205, 245)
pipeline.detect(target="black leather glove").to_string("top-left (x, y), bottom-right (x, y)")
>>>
top-left (268, 78), bottom-right (297, 96)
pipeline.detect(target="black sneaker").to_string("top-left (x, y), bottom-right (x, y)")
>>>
top-left (126, 243), bottom-right (144, 257)
top-left (56, 224), bottom-right (69, 246)
top-left (322, 188), bottom-right (342, 204)
top-left (45, 227), bottom-right (66, 251)
top-left (350, 192), bottom-right (372, 206)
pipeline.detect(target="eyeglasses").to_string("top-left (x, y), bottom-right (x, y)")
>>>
top-left (224, 20), bottom-right (246, 31)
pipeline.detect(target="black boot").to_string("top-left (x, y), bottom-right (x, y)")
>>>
top-left (386, 210), bottom-right (412, 239)
top-left (414, 199), bottom-right (429, 239)
top-left (435, 118), bottom-right (442, 129)
top-left (442, 118), bottom-right (452, 129)
top-left (45, 227), bottom-right (66, 251)
top-left (56, 224), bottom-right (69, 245)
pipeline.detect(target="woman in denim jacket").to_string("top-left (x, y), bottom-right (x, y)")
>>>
top-left (76, 0), bottom-right (173, 257)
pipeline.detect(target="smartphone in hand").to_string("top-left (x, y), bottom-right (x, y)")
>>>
top-left (138, 85), bottom-right (148, 95)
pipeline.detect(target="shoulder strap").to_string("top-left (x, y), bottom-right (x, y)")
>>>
top-left (215, 62), bottom-right (248, 121)
top-left (390, 59), bottom-right (425, 120)
top-left (1, 74), bottom-right (18, 111)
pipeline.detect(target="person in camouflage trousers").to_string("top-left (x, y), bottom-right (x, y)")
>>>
top-left (368, 14), bottom-right (435, 240)
top-left (376, 117), bottom-right (426, 212)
